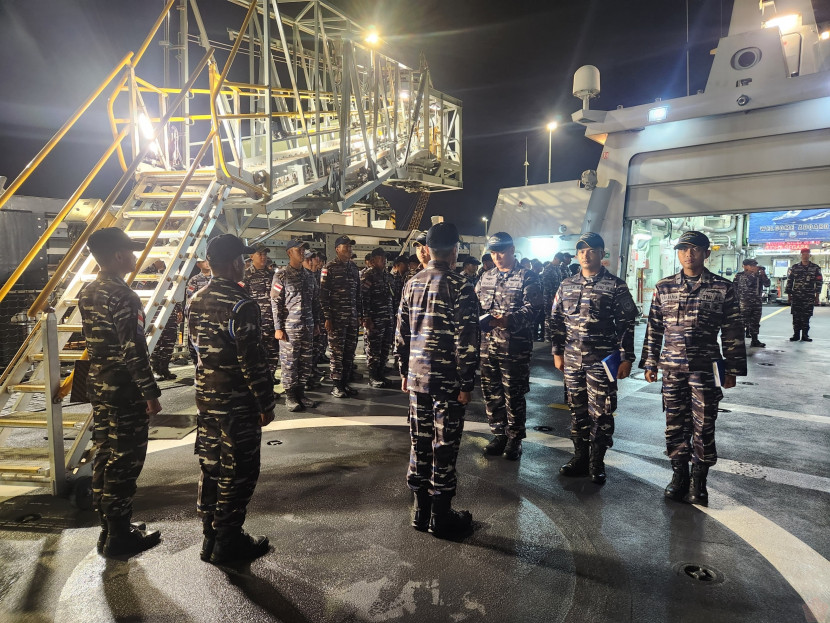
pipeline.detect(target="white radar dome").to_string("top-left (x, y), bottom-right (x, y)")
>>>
top-left (573, 65), bottom-right (600, 99)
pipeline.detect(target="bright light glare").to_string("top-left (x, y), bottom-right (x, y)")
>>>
top-left (399, 90), bottom-right (410, 101)
top-left (482, 217), bottom-right (488, 222)
top-left (648, 106), bottom-right (668, 122)
top-left (546, 121), bottom-right (558, 132)
top-left (820, 31), bottom-right (830, 40)
top-left (138, 113), bottom-right (160, 154)
top-left (763, 14), bottom-right (800, 32)
top-left (528, 236), bottom-right (559, 261)
top-left (364, 27), bottom-right (379, 45)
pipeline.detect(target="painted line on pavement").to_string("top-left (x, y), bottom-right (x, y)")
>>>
top-left (760, 307), bottom-right (788, 323)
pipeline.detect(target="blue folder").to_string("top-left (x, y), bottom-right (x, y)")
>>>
top-left (601, 351), bottom-right (622, 382)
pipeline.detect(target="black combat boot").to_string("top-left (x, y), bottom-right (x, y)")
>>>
top-left (749, 335), bottom-right (766, 348)
top-left (411, 490), bottom-right (432, 531)
top-left (801, 330), bottom-right (813, 342)
top-left (297, 387), bottom-right (317, 409)
top-left (790, 330), bottom-right (801, 341)
top-left (483, 434), bottom-right (508, 456)
top-left (687, 464), bottom-right (710, 506)
top-left (503, 438), bottom-right (523, 461)
top-left (209, 528), bottom-right (269, 564)
top-left (103, 516), bottom-right (161, 557)
top-left (664, 460), bottom-right (690, 501)
top-left (200, 515), bottom-right (216, 562)
top-left (589, 443), bottom-right (608, 484)
top-left (285, 387), bottom-right (304, 412)
top-left (304, 376), bottom-right (320, 391)
top-left (331, 382), bottom-right (350, 398)
top-left (429, 496), bottom-right (473, 539)
top-left (97, 511), bottom-right (146, 555)
top-left (559, 439), bottom-right (590, 476)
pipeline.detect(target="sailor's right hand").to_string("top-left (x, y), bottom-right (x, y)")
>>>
top-left (553, 354), bottom-right (564, 372)
top-left (146, 398), bottom-right (162, 416)
top-left (325, 319), bottom-right (333, 333)
top-left (260, 410), bottom-right (275, 427)
top-left (274, 329), bottom-right (286, 341)
top-left (644, 370), bottom-right (658, 383)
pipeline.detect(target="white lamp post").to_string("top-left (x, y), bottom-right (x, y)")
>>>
top-left (546, 121), bottom-right (558, 184)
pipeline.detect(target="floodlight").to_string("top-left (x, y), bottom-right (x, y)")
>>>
top-left (546, 121), bottom-right (558, 131)
top-left (648, 106), bottom-right (668, 122)
top-left (400, 90), bottom-right (410, 101)
top-left (763, 14), bottom-right (800, 32)
top-left (820, 31), bottom-right (829, 41)
top-left (138, 113), bottom-right (155, 140)
top-left (364, 27), bottom-right (379, 45)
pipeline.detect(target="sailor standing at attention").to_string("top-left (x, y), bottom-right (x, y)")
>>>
top-left (550, 232), bottom-right (638, 485)
top-left (640, 231), bottom-right (746, 506)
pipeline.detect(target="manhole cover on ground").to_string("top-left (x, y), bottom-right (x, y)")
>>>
top-left (673, 562), bottom-right (724, 584)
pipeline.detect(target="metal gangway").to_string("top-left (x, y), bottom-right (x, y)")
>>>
top-left (0, 0), bottom-right (462, 500)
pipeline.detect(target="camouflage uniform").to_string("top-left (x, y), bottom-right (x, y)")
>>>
top-left (243, 264), bottom-right (280, 376)
top-left (271, 264), bottom-right (319, 390)
top-left (185, 272), bottom-right (212, 363)
top-left (541, 262), bottom-right (563, 340)
top-left (640, 269), bottom-right (747, 465)
top-left (361, 266), bottom-right (395, 380)
top-left (785, 261), bottom-right (823, 335)
top-left (475, 264), bottom-right (543, 440)
top-left (136, 264), bottom-right (181, 374)
top-left (78, 274), bottom-right (160, 519)
top-left (732, 269), bottom-right (769, 338)
top-left (550, 267), bottom-right (638, 448)
top-left (320, 258), bottom-right (362, 383)
top-left (395, 259), bottom-right (480, 498)
top-left (187, 277), bottom-right (276, 532)
top-left (312, 270), bottom-right (329, 368)
top-left (392, 271), bottom-right (406, 315)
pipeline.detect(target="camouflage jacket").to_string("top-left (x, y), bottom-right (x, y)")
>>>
top-left (78, 273), bottom-right (160, 405)
top-left (550, 267), bottom-right (638, 365)
top-left (732, 270), bottom-right (770, 305)
top-left (541, 263), bottom-right (563, 316)
top-left (391, 271), bottom-right (406, 315)
top-left (186, 276), bottom-right (276, 414)
top-left (360, 266), bottom-right (394, 319)
top-left (785, 261), bottom-right (822, 300)
top-left (475, 263), bottom-right (543, 354)
top-left (135, 264), bottom-right (182, 317)
top-left (270, 264), bottom-right (319, 331)
top-left (310, 268), bottom-right (323, 326)
top-left (185, 272), bottom-right (212, 302)
top-left (395, 260), bottom-right (480, 396)
top-left (243, 265), bottom-right (276, 327)
top-left (640, 269), bottom-right (747, 376)
top-left (320, 259), bottom-right (362, 321)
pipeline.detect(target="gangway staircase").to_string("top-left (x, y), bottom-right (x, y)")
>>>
top-left (0, 171), bottom-right (227, 498)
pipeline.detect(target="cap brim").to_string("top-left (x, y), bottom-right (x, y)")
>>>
top-left (128, 241), bottom-right (147, 251)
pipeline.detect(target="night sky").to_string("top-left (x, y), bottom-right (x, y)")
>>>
top-left (2, 1), bottom-right (824, 235)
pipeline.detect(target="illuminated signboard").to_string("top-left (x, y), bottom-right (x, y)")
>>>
top-left (748, 209), bottom-right (830, 244)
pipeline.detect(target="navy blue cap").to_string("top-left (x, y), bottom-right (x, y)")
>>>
top-left (413, 232), bottom-right (428, 247)
top-left (286, 239), bottom-right (309, 251)
top-left (393, 255), bottom-right (409, 265)
top-left (426, 222), bottom-right (460, 249)
top-left (742, 258), bottom-right (757, 266)
top-left (334, 235), bottom-right (355, 247)
top-left (207, 234), bottom-right (256, 262)
top-left (303, 249), bottom-right (317, 259)
top-left (481, 253), bottom-right (492, 263)
top-left (674, 231), bottom-right (710, 249)
top-left (576, 232), bottom-right (605, 250)
top-left (88, 227), bottom-right (146, 253)
top-left (486, 232), bottom-right (513, 251)
top-left (370, 247), bottom-right (387, 258)
top-left (462, 256), bottom-right (481, 266)
top-left (251, 243), bottom-right (270, 254)
top-left (409, 254), bottom-right (419, 262)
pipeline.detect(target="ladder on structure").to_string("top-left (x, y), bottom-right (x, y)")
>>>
top-left (0, 171), bottom-right (227, 498)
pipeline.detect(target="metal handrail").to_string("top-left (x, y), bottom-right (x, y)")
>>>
top-left (0, 53), bottom-right (133, 212)
top-left (27, 47), bottom-right (215, 318)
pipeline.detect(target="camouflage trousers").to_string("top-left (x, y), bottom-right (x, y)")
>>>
top-left (481, 346), bottom-right (531, 440)
top-left (91, 401), bottom-right (149, 519)
top-left (150, 313), bottom-right (178, 372)
top-left (739, 302), bottom-right (762, 337)
top-left (328, 316), bottom-right (359, 382)
top-left (365, 315), bottom-right (394, 377)
top-left (564, 360), bottom-right (616, 449)
top-left (791, 299), bottom-right (815, 331)
top-left (279, 325), bottom-right (314, 389)
top-left (262, 323), bottom-right (280, 376)
top-left (662, 371), bottom-right (722, 465)
top-left (313, 326), bottom-right (327, 366)
top-left (407, 392), bottom-right (465, 499)
top-left (196, 409), bottom-right (262, 531)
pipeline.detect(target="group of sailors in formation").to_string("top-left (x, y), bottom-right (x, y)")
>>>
top-left (76, 222), bottom-right (822, 561)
